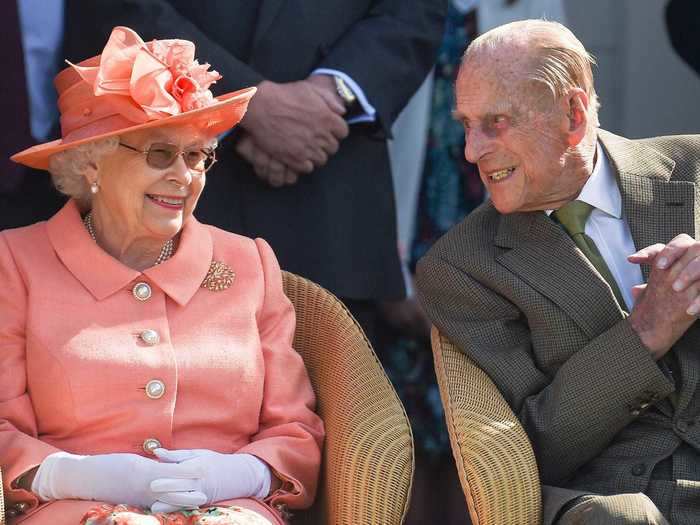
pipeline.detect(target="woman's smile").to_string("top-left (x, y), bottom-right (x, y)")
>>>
top-left (146, 193), bottom-right (187, 210)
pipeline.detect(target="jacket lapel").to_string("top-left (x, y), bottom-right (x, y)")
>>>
top-left (599, 130), bottom-right (695, 282)
top-left (599, 131), bottom-right (700, 412)
top-left (251, 0), bottom-right (285, 52)
top-left (496, 211), bottom-right (625, 339)
top-left (495, 130), bottom-right (696, 342)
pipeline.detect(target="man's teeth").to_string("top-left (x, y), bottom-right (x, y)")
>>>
top-left (490, 168), bottom-right (514, 181)
top-left (150, 195), bottom-right (184, 205)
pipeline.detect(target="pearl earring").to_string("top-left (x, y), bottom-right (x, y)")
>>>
top-left (90, 182), bottom-right (99, 194)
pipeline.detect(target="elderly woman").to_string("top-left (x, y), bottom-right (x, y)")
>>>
top-left (0, 27), bottom-right (324, 525)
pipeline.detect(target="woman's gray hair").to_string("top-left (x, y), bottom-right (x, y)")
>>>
top-left (48, 134), bottom-right (219, 209)
top-left (48, 136), bottom-right (120, 208)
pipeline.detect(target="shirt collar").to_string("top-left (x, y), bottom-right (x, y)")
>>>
top-left (576, 141), bottom-right (622, 219)
top-left (545, 141), bottom-right (622, 219)
top-left (47, 200), bottom-right (213, 305)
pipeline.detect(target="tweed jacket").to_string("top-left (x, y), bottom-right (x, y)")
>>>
top-left (416, 130), bottom-right (700, 524)
top-left (0, 201), bottom-right (324, 524)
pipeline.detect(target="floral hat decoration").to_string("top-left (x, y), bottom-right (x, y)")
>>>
top-left (11, 26), bottom-right (256, 170)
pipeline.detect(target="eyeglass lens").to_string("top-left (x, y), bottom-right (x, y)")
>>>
top-left (146, 143), bottom-right (215, 171)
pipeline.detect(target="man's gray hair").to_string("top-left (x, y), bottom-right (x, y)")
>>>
top-left (465, 19), bottom-right (600, 125)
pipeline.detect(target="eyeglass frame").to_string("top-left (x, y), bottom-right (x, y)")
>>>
top-left (119, 141), bottom-right (217, 173)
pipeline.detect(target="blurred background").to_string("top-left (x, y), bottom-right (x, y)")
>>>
top-left (566, 0), bottom-right (700, 138)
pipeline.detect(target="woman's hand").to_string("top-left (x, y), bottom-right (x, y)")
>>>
top-left (150, 448), bottom-right (271, 513)
top-left (31, 451), bottom-right (206, 510)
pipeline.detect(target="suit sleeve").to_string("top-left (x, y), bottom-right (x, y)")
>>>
top-left (0, 233), bottom-right (62, 513)
top-left (236, 239), bottom-right (325, 510)
top-left (415, 251), bottom-right (675, 485)
top-left (65, 0), bottom-right (265, 92)
top-left (317, 0), bottom-right (447, 133)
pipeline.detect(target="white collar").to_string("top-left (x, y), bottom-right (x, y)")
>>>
top-left (576, 141), bottom-right (622, 219)
top-left (546, 141), bottom-right (621, 218)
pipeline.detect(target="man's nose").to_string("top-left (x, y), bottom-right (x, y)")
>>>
top-left (464, 127), bottom-right (491, 164)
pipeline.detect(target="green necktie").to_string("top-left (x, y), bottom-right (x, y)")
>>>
top-left (553, 201), bottom-right (627, 311)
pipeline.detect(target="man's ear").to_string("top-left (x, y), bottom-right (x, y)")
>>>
top-left (563, 88), bottom-right (589, 147)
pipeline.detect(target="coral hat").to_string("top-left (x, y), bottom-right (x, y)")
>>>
top-left (11, 26), bottom-right (256, 170)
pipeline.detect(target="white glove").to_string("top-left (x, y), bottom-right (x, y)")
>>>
top-left (31, 451), bottom-right (206, 510)
top-left (150, 448), bottom-right (271, 514)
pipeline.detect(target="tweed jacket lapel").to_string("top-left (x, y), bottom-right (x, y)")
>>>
top-left (495, 130), bottom-right (696, 341)
top-left (599, 130), bottom-right (695, 281)
top-left (600, 131), bottom-right (700, 414)
top-left (496, 210), bottom-right (625, 339)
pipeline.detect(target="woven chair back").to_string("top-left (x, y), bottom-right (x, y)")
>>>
top-left (431, 327), bottom-right (542, 525)
top-left (283, 272), bottom-right (414, 525)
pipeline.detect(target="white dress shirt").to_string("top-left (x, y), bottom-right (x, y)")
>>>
top-left (550, 142), bottom-right (643, 309)
top-left (17, 0), bottom-right (65, 142)
top-left (311, 68), bottom-right (376, 124)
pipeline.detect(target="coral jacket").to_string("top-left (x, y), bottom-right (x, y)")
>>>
top-left (0, 201), bottom-right (324, 523)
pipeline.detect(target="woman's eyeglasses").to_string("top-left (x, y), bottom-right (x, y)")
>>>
top-left (119, 142), bottom-right (217, 172)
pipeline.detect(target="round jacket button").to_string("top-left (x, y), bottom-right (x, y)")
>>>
top-left (145, 380), bottom-right (165, 399)
top-left (132, 282), bottom-right (152, 301)
top-left (143, 438), bottom-right (161, 454)
top-left (631, 463), bottom-right (646, 476)
top-left (140, 329), bottom-right (160, 346)
top-left (677, 420), bottom-right (689, 433)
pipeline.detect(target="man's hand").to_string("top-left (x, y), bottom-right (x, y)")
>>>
top-left (627, 234), bottom-right (700, 359)
top-left (235, 134), bottom-right (299, 187)
top-left (241, 80), bottom-right (349, 174)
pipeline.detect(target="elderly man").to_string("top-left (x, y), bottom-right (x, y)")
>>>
top-left (416, 20), bottom-right (700, 525)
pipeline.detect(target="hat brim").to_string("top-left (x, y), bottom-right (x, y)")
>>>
top-left (11, 87), bottom-right (256, 170)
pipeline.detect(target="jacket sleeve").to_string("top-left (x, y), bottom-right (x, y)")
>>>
top-left (316, 0), bottom-right (447, 134)
top-left (64, 0), bottom-right (265, 92)
top-left (0, 233), bottom-right (62, 513)
top-left (236, 238), bottom-right (325, 510)
top-left (415, 251), bottom-right (675, 485)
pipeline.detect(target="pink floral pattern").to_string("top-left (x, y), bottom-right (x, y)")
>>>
top-left (80, 504), bottom-right (273, 525)
top-left (69, 26), bottom-right (222, 123)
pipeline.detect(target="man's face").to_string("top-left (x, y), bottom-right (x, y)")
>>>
top-left (454, 55), bottom-right (582, 214)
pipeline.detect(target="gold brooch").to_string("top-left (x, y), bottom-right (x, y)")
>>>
top-left (201, 261), bottom-right (235, 291)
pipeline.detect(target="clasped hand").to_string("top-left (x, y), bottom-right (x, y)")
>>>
top-left (628, 233), bottom-right (700, 359)
top-left (236, 77), bottom-right (349, 187)
top-left (33, 449), bottom-right (270, 514)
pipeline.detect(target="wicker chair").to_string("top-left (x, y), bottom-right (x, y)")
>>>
top-left (0, 272), bottom-right (414, 525)
top-left (431, 326), bottom-right (542, 525)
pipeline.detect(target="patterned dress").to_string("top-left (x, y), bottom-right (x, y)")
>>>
top-left (378, 4), bottom-right (483, 458)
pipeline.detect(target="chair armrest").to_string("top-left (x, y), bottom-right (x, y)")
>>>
top-left (283, 272), bottom-right (414, 525)
top-left (431, 327), bottom-right (541, 525)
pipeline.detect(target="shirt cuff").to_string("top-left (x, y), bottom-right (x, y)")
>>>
top-left (311, 68), bottom-right (377, 124)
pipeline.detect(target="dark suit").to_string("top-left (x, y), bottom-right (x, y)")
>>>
top-left (63, 0), bottom-right (447, 303)
top-left (666, 0), bottom-right (700, 76)
top-left (416, 130), bottom-right (700, 524)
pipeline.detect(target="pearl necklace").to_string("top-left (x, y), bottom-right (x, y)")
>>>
top-left (83, 212), bottom-right (174, 266)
